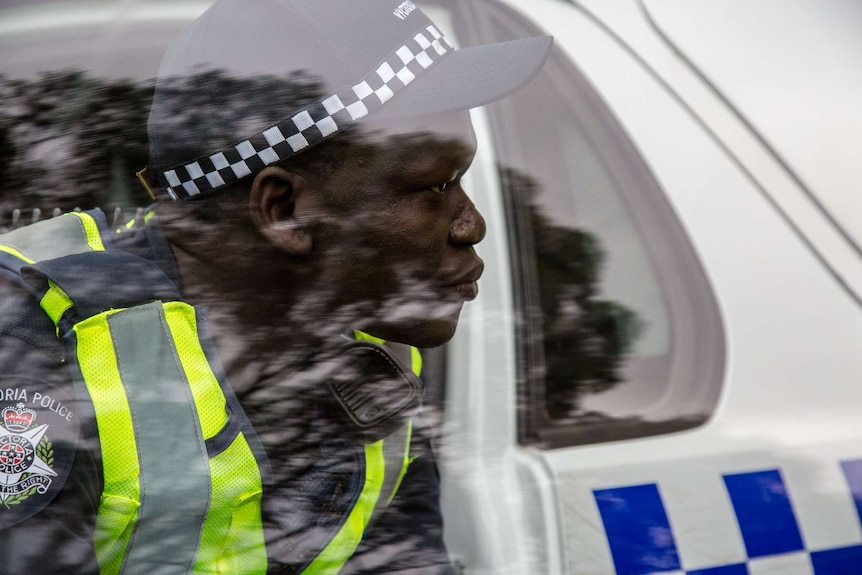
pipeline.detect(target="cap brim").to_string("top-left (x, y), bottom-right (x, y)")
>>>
top-left (371, 35), bottom-right (553, 119)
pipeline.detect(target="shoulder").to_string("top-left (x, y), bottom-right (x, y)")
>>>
top-left (0, 276), bottom-right (86, 530)
top-left (0, 272), bottom-right (59, 362)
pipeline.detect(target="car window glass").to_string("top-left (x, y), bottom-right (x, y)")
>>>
top-left (467, 0), bottom-right (725, 447)
top-left (0, 2), bottom-right (196, 226)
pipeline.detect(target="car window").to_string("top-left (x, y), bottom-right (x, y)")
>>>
top-left (462, 0), bottom-right (726, 447)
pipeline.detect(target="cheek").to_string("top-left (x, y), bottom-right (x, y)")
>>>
top-left (330, 192), bottom-right (453, 280)
top-left (388, 221), bottom-right (449, 274)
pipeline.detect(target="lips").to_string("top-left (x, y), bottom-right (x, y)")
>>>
top-left (451, 281), bottom-right (479, 300)
top-left (441, 261), bottom-right (484, 301)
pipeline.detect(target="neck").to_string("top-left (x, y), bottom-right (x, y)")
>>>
top-left (167, 238), bottom-right (371, 400)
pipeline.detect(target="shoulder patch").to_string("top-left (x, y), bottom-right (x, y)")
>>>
top-left (0, 377), bottom-right (79, 528)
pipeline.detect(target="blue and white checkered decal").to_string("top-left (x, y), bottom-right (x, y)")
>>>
top-left (594, 459), bottom-right (862, 575)
top-left (159, 25), bottom-right (453, 200)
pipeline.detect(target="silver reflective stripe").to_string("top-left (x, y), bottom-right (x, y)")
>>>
top-left (383, 341), bottom-right (413, 373)
top-left (107, 303), bottom-right (211, 575)
top-left (368, 422), bottom-right (411, 527)
top-left (0, 213), bottom-right (94, 260)
top-left (373, 341), bottom-right (417, 519)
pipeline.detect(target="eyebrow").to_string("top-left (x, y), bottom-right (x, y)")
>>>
top-left (385, 145), bottom-right (474, 191)
top-left (387, 133), bottom-right (475, 167)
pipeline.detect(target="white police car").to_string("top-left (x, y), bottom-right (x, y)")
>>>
top-left (2, 1), bottom-right (861, 574)
top-left (436, 1), bottom-right (862, 574)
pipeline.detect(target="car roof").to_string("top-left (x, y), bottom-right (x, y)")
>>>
top-left (643, 0), bottom-right (862, 252)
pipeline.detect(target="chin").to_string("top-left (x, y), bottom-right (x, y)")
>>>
top-left (406, 317), bottom-right (459, 348)
top-left (364, 305), bottom-right (463, 348)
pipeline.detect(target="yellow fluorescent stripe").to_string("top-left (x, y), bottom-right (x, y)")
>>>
top-left (194, 434), bottom-right (266, 575)
top-left (163, 301), bottom-right (265, 571)
top-left (352, 329), bottom-right (385, 345)
top-left (40, 280), bottom-right (74, 326)
top-left (388, 420), bottom-right (414, 505)
top-left (0, 244), bottom-right (35, 264)
top-left (303, 441), bottom-right (386, 575)
top-left (69, 212), bottom-right (106, 251)
top-left (122, 211), bottom-right (155, 230)
top-left (94, 495), bottom-right (141, 575)
top-left (162, 302), bottom-right (228, 440)
top-left (410, 346), bottom-right (422, 376)
top-left (73, 312), bottom-right (141, 575)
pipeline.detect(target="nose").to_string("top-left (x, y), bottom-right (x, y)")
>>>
top-left (449, 195), bottom-right (487, 246)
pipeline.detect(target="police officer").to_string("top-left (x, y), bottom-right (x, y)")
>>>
top-left (0, 1), bottom-right (551, 573)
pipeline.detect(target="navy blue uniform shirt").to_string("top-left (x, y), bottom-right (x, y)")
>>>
top-left (0, 214), bottom-right (454, 575)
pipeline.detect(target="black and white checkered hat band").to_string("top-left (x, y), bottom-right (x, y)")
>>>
top-left (159, 25), bottom-right (453, 200)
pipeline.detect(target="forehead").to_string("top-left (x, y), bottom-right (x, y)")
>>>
top-left (359, 108), bottom-right (476, 156)
top-left (349, 109), bottom-right (477, 184)
top-left (310, 108), bottom-right (477, 199)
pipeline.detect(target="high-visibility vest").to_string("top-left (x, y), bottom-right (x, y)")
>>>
top-left (0, 209), bottom-right (418, 575)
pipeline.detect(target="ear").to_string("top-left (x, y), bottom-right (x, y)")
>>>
top-left (249, 166), bottom-right (313, 255)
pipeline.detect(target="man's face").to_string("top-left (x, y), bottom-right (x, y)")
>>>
top-left (308, 109), bottom-right (485, 348)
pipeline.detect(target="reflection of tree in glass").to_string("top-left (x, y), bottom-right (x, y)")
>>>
top-left (0, 71), bottom-right (153, 213)
top-left (147, 68), bottom-right (325, 174)
top-left (499, 166), bottom-right (644, 420)
top-left (0, 70), bottom-right (324, 221)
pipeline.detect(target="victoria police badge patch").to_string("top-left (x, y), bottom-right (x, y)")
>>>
top-left (0, 378), bottom-right (78, 529)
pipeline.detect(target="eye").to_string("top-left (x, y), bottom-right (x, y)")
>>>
top-left (427, 182), bottom-right (448, 195)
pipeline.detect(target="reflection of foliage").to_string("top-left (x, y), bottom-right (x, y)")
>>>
top-left (148, 69), bottom-right (325, 173)
top-left (0, 69), bottom-right (326, 222)
top-left (500, 166), bottom-right (644, 419)
top-left (0, 71), bottom-right (154, 213)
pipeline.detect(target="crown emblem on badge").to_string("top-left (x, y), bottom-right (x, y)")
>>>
top-left (2, 403), bottom-right (35, 432)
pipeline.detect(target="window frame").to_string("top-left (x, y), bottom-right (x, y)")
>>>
top-left (445, 0), bottom-right (726, 449)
